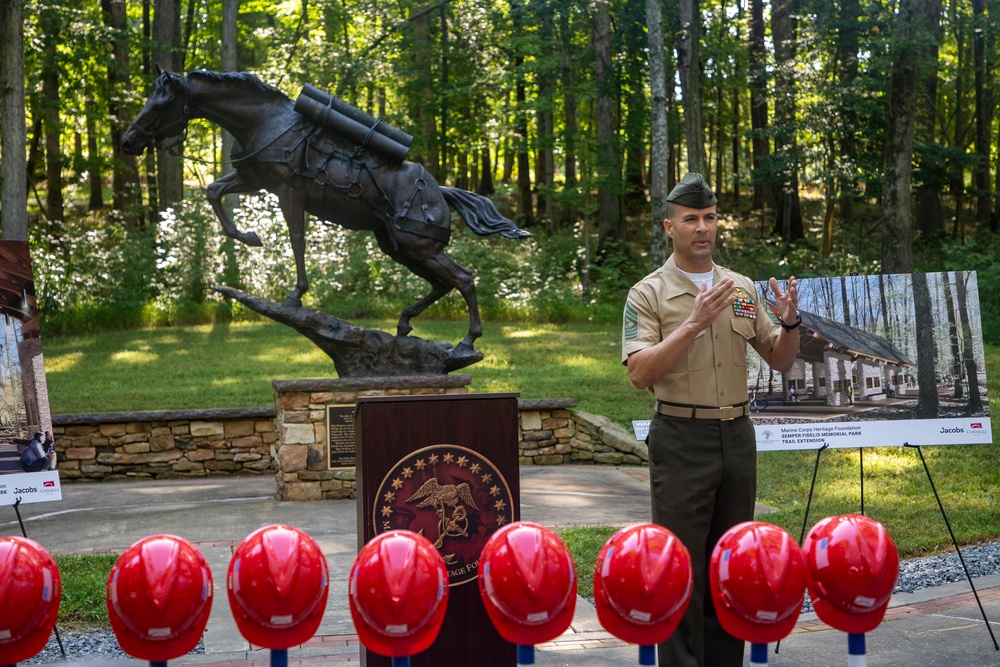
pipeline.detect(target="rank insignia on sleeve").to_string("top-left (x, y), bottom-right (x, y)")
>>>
top-left (624, 301), bottom-right (639, 341)
top-left (732, 287), bottom-right (756, 318)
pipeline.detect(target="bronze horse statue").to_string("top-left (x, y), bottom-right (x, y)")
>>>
top-left (122, 68), bottom-right (530, 351)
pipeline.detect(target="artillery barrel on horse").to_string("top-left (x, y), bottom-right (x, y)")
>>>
top-left (122, 68), bottom-right (531, 352)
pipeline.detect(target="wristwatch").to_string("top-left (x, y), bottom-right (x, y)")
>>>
top-left (777, 311), bottom-right (801, 331)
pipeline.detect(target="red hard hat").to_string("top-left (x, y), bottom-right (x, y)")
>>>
top-left (593, 524), bottom-right (692, 645)
top-left (803, 514), bottom-right (900, 634)
top-left (478, 521), bottom-right (577, 646)
top-left (227, 525), bottom-right (330, 649)
top-left (0, 536), bottom-right (61, 664)
top-left (709, 521), bottom-right (807, 644)
top-left (107, 535), bottom-right (213, 661)
top-left (349, 531), bottom-right (448, 657)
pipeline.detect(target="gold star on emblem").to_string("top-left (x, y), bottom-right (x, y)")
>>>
top-left (490, 484), bottom-right (500, 497)
top-left (494, 499), bottom-right (507, 511)
top-left (415, 458), bottom-right (427, 470)
top-left (442, 453), bottom-right (454, 464)
top-left (381, 505), bottom-right (393, 517)
top-left (383, 491), bottom-right (396, 503)
top-left (497, 515), bottom-right (508, 526)
top-left (456, 456), bottom-right (469, 468)
top-left (469, 463), bottom-right (481, 474)
top-left (391, 478), bottom-right (404, 490)
top-left (428, 454), bottom-right (439, 465)
top-left (401, 466), bottom-right (413, 478)
top-left (481, 473), bottom-right (492, 483)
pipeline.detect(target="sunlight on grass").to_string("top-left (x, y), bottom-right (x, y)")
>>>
top-left (558, 354), bottom-right (609, 369)
top-left (44, 351), bottom-right (83, 373)
top-left (110, 350), bottom-right (159, 364)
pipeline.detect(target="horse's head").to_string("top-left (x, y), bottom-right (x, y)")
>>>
top-left (121, 66), bottom-right (191, 155)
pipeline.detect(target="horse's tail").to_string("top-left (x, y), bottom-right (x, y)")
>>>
top-left (441, 187), bottom-right (533, 240)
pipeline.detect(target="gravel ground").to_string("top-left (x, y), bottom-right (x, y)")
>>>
top-left (25, 632), bottom-right (204, 665)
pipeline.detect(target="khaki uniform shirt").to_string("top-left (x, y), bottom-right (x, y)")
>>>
top-left (622, 255), bottom-right (780, 406)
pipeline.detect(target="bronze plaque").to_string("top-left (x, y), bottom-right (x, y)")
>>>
top-left (327, 404), bottom-right (356, 469)
top-left (373, 443), bottom-right (514, 586)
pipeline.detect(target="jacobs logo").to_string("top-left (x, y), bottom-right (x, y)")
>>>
top-left (373, 444), bottom-right (514, 586)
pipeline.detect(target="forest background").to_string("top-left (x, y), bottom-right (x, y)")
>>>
top-left (0, 0), bottom-right (998, 348)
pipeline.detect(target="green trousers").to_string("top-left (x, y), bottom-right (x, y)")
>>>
top-left (648, 412), bottom-right (757, 667)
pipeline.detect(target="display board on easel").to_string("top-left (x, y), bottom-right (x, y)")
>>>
top-left (749, 271), bottom-right (991, 451)
top-left (0, 241), bottom-right (61, 507)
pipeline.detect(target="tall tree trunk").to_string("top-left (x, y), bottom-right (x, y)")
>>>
top-left (748, 0), bottom-right (771, 210)
top-left (85, 99), bottom-right (104, 210)
top-left (951, 0), bottom-right (965, 241)
top-left (912, 272), bottom-right (940, 418)
top-left (537, 7), bottom-right (556, 226)
top-left (840, 275), bottom-right (851, 326)
top-left (413, 1), bottom-right (439, 178)
top-left (558, 4), bottom-right (578, 227)
top-left (915, 0), bottom-right (944, 239)
top-left (882, 0), bottom-right (939, 273)
top-left (142, 0), bottom-right (159, 223)
top-left (941, 272), bottom-right (963, 398)
top-left (42, 4), bottom-right (64, 226)
top-left (153, 0), bottom-right (184, 206)
top-left (646, 0), bottom-right (669, 267)
top-left (677, 0), bottom-right (705, 174)
top-left (511, 0), bottom-right (532, 223)
top-left (592, 0), bottom-right (621, 252)
top-left (219, 0), bottom-right (241, 298)
top-left (954, 271), bottom-right (982, 413)
top-left (878, 273), bottom-right (890, 334)
top-left (771, 0), bottom-right (803, 241)
top-left (837, 0), bottom-right (860, 226)
top-left (101, 0), bottom-right (144, 227)
top-left (478, 146), bottom-right (494, 196)
top-left (0, 0), bottom-right (28, 240)
top-left (972, 0), bottom-right (991, 238)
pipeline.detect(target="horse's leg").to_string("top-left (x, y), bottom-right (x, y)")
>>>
top-left (372, 231), bottom-right (454, 337)
top-left (205, 171), bottom-right (263, 247)
top-left (278, 193), bottom-right (308, 307)
top-left (382, 232), bottom-right (482, 349)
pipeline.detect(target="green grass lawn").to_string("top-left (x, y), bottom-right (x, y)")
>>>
top-left (41, 320), bottom-right (999, 559)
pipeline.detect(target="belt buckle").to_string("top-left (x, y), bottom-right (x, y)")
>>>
top-left (719, 405), bottom-right (735, 421)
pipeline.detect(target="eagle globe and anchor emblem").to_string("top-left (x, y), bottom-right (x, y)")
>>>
top-left (373, 444), bottom-right (514, 586)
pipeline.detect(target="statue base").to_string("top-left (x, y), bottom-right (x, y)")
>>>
top-left (272, 375), bottom-right (471, 500)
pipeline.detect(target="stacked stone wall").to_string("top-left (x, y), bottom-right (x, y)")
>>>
top-left (53, 408), bottom-right (277, 480)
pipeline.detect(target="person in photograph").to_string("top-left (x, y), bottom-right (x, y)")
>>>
top-left (43, 430), bottom-right (57, 470)
top-left (20, 432), bottom-right (50, 472)
top-left (622, 172), bottom-right (800, 667)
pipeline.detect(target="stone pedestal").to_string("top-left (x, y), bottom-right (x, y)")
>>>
top-left (272, 375), bottom-right (472, 500)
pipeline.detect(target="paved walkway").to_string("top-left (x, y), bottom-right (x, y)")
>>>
top-left (8, 466), bottom-right (1000, 666)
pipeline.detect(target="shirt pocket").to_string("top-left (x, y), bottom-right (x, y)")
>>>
top-left (730, 317), bottom-right (755, 368)
top-left (660, 323), bottom-right (708, 372)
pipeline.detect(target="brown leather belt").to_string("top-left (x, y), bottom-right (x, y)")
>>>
top-left (657, 401), bottom-right (749, 421)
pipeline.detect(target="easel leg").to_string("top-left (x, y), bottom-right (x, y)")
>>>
top-left (859, 447), bottom-right (865, 516)
top-left (12, 499), bottom-right (67, 660)
top-left (905, 443), bottom-right (999, 650)
top-left (776, 443), bottom-right (829, 655)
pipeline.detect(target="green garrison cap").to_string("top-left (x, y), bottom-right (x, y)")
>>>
top-left (666, 172), bottom-right (718, 208)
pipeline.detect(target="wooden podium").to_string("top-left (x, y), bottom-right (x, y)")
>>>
top-left (355, 393), bottom-right (520, 667)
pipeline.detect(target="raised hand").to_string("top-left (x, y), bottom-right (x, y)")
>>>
top-left (769, 276), bottom-right (798, 323)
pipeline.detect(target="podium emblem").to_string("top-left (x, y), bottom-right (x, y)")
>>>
top-left (373, 444), bottom-right (514, 586)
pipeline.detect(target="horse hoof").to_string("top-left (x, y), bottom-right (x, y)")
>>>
top-left (243, 231), bottom-right (263, 247)
top-left (456, 341), bottom-right (477, 353)
top-left (282, 297), bottom-right (302, 308)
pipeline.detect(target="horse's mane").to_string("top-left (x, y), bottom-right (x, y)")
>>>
top-left (187, 70), bottom-right (289, 102)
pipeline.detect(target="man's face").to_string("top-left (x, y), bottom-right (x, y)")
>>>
top-left (664, 204), bottom-right (718, 272)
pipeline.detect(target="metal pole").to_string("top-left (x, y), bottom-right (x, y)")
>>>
top-left (270, 649), bottom-right (288, 667)
top-left (847, 633), bottom-right (866, 667)
top-left (13, 499), bottom-right (67, 659)
top-left (750, 642), bottom-right (768, 665)
top-left (391, 657), bottom-right (410, 667)
top-left (907, 443), bottom-right (999, 650)
top-left (517, 644), bottom-right (534, 666)
top-left (638, 645), bottom-right (656, 665)
top-left (777, 442), bottom-right (829, 656)
top-left (859, 447), bottom-right (865, 516)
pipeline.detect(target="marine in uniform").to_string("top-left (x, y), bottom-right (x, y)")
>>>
top-left (621, 173), bottom-right (800, 667)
